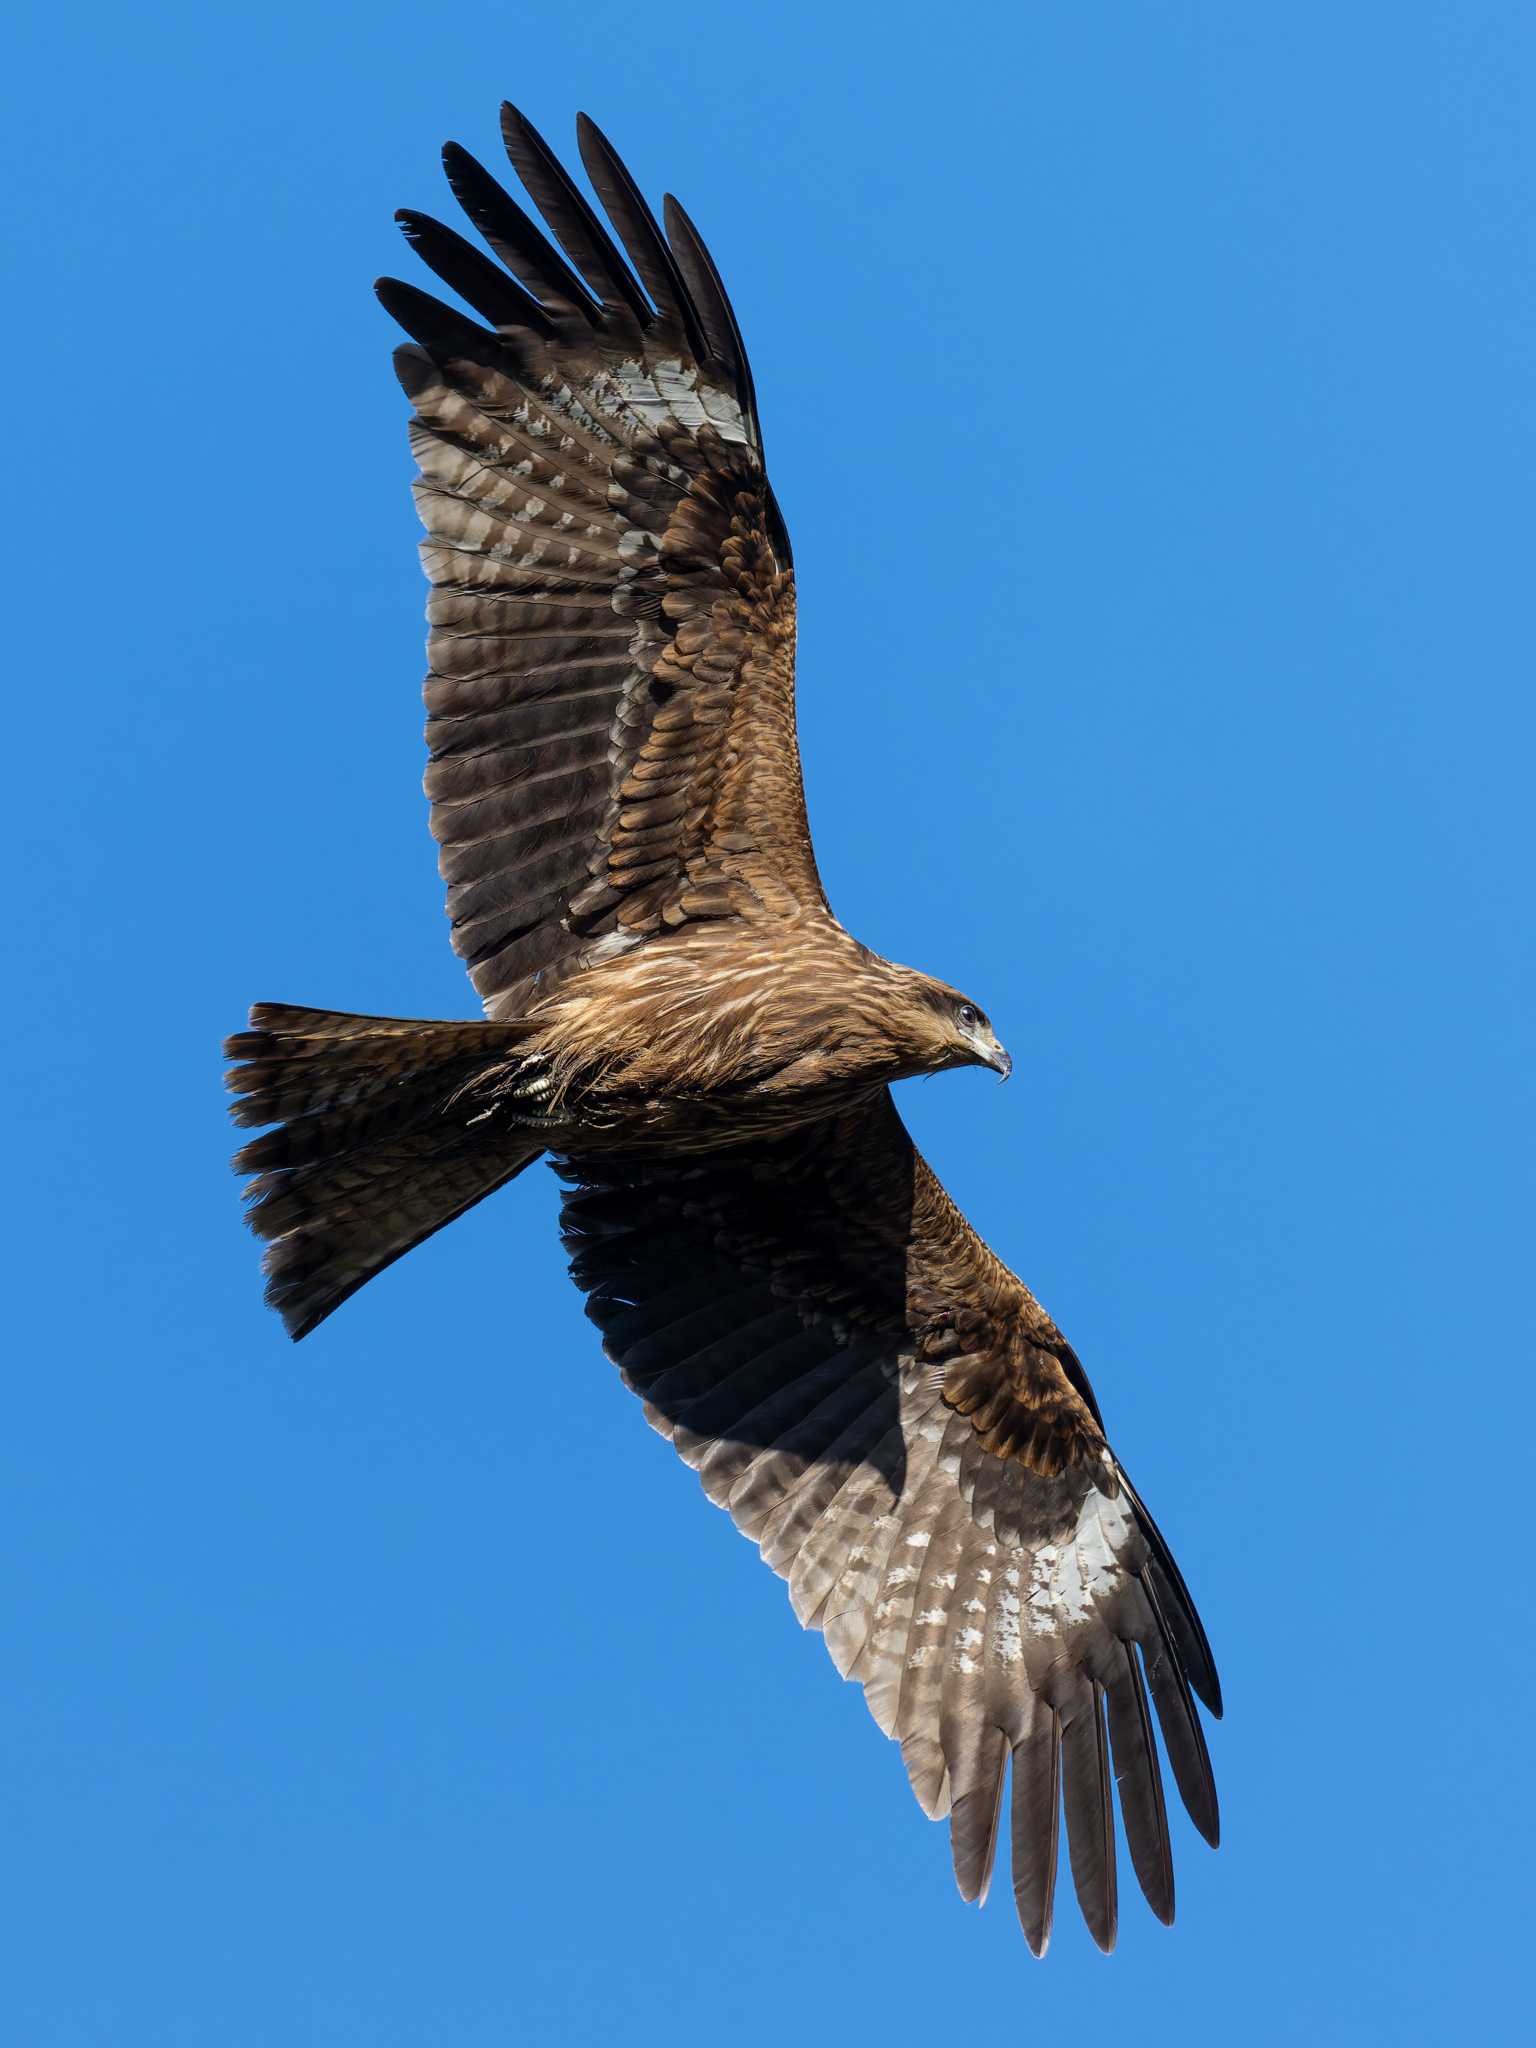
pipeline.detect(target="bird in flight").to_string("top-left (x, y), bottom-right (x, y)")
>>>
top-left (227, 103), bottom-right (1220, 1954)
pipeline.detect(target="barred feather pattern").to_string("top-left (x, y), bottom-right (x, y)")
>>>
top-left (559, 1091), bottom-right (1221, 1954)
top-left (225, 1004), bottom-right (546, 1338)
top-left (381, 107), bottom-right (819, 1021)
top-left (223, 107), bottom-right (1224, 1953)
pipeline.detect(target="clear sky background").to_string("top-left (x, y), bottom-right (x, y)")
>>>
top-left (5, 4), bottom-right (1533, 2042)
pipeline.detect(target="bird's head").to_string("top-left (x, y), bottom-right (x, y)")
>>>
top-left (904, 976), bottom-right (1012, 1081)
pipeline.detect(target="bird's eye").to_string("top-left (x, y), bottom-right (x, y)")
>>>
top-left (957, 1003), bottom-right (979, 1031)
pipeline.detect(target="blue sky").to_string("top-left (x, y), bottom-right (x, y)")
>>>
top-left (5, 4), bottom-right (1533, 2041)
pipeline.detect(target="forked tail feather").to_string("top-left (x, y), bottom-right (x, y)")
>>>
top-left (225, 1003), bottom-right (546, 1338)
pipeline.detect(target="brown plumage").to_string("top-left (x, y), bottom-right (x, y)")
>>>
top-left (226, 103), bottom-right (1220, 1953)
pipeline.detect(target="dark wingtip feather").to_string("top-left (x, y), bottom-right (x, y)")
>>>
top-left (1118, 1466), bottom-right (1223, 1718)
top-left (1010, 1714), bottom-right (1061, 1957)
top-left (1106, 1645), bottom-right (1176, 1925)
top-left (497, 102), bottom-right (651, 328)
top-left (1139, 1573), bottom-right (1222, 1848)
top-left (394, 207), bottom-right (548, 333)
top-left (374, 275), bottom-right (497, 362)
top-left (1061, 1687), bottom-right (1118, 1953)
top-left (947, 1728), bottom-right (1007, 1906)
top-left (439, 139), bottom-right (599, 318)
top-left (574, 109), bottom-right (706, 354)
top-left (661, 194), bottom-right (756, 412)
top-left (661, 190), bottom-right (788, 559)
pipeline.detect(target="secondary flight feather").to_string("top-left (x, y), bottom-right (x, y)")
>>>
top-left (226, 103), bottom-right (1220, 1953)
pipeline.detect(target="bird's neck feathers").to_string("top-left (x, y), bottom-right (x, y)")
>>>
top-left (522, 948), bottom-right (969, 1102)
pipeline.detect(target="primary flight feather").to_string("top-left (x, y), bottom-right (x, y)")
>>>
top-left (226, 102), bottom-right (1220, 1954)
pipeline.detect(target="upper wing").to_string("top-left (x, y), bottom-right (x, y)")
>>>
top-left (558, 1093), bottom-right (1221, 1953)
top-left (378, 107), bottom-right (820, 1019)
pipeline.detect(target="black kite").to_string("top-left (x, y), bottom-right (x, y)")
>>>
top-left (227, 104), bottom-right (1220, 1953)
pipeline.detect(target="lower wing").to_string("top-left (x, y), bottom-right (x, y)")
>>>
top-left (557, 1091), bottom-right (1220, 1954)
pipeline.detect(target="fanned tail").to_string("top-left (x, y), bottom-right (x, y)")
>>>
top-left (225, 1003), bottom-right (547, 1339)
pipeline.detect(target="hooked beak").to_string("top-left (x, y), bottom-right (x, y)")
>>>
top-left (983, 1041), bottom-right (1012, 1082)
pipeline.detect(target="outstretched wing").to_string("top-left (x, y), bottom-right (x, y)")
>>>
top-left (379, 107), bottom-right (819, 1019)
top-left (558, 1094), bottom-right (1220, 1954)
